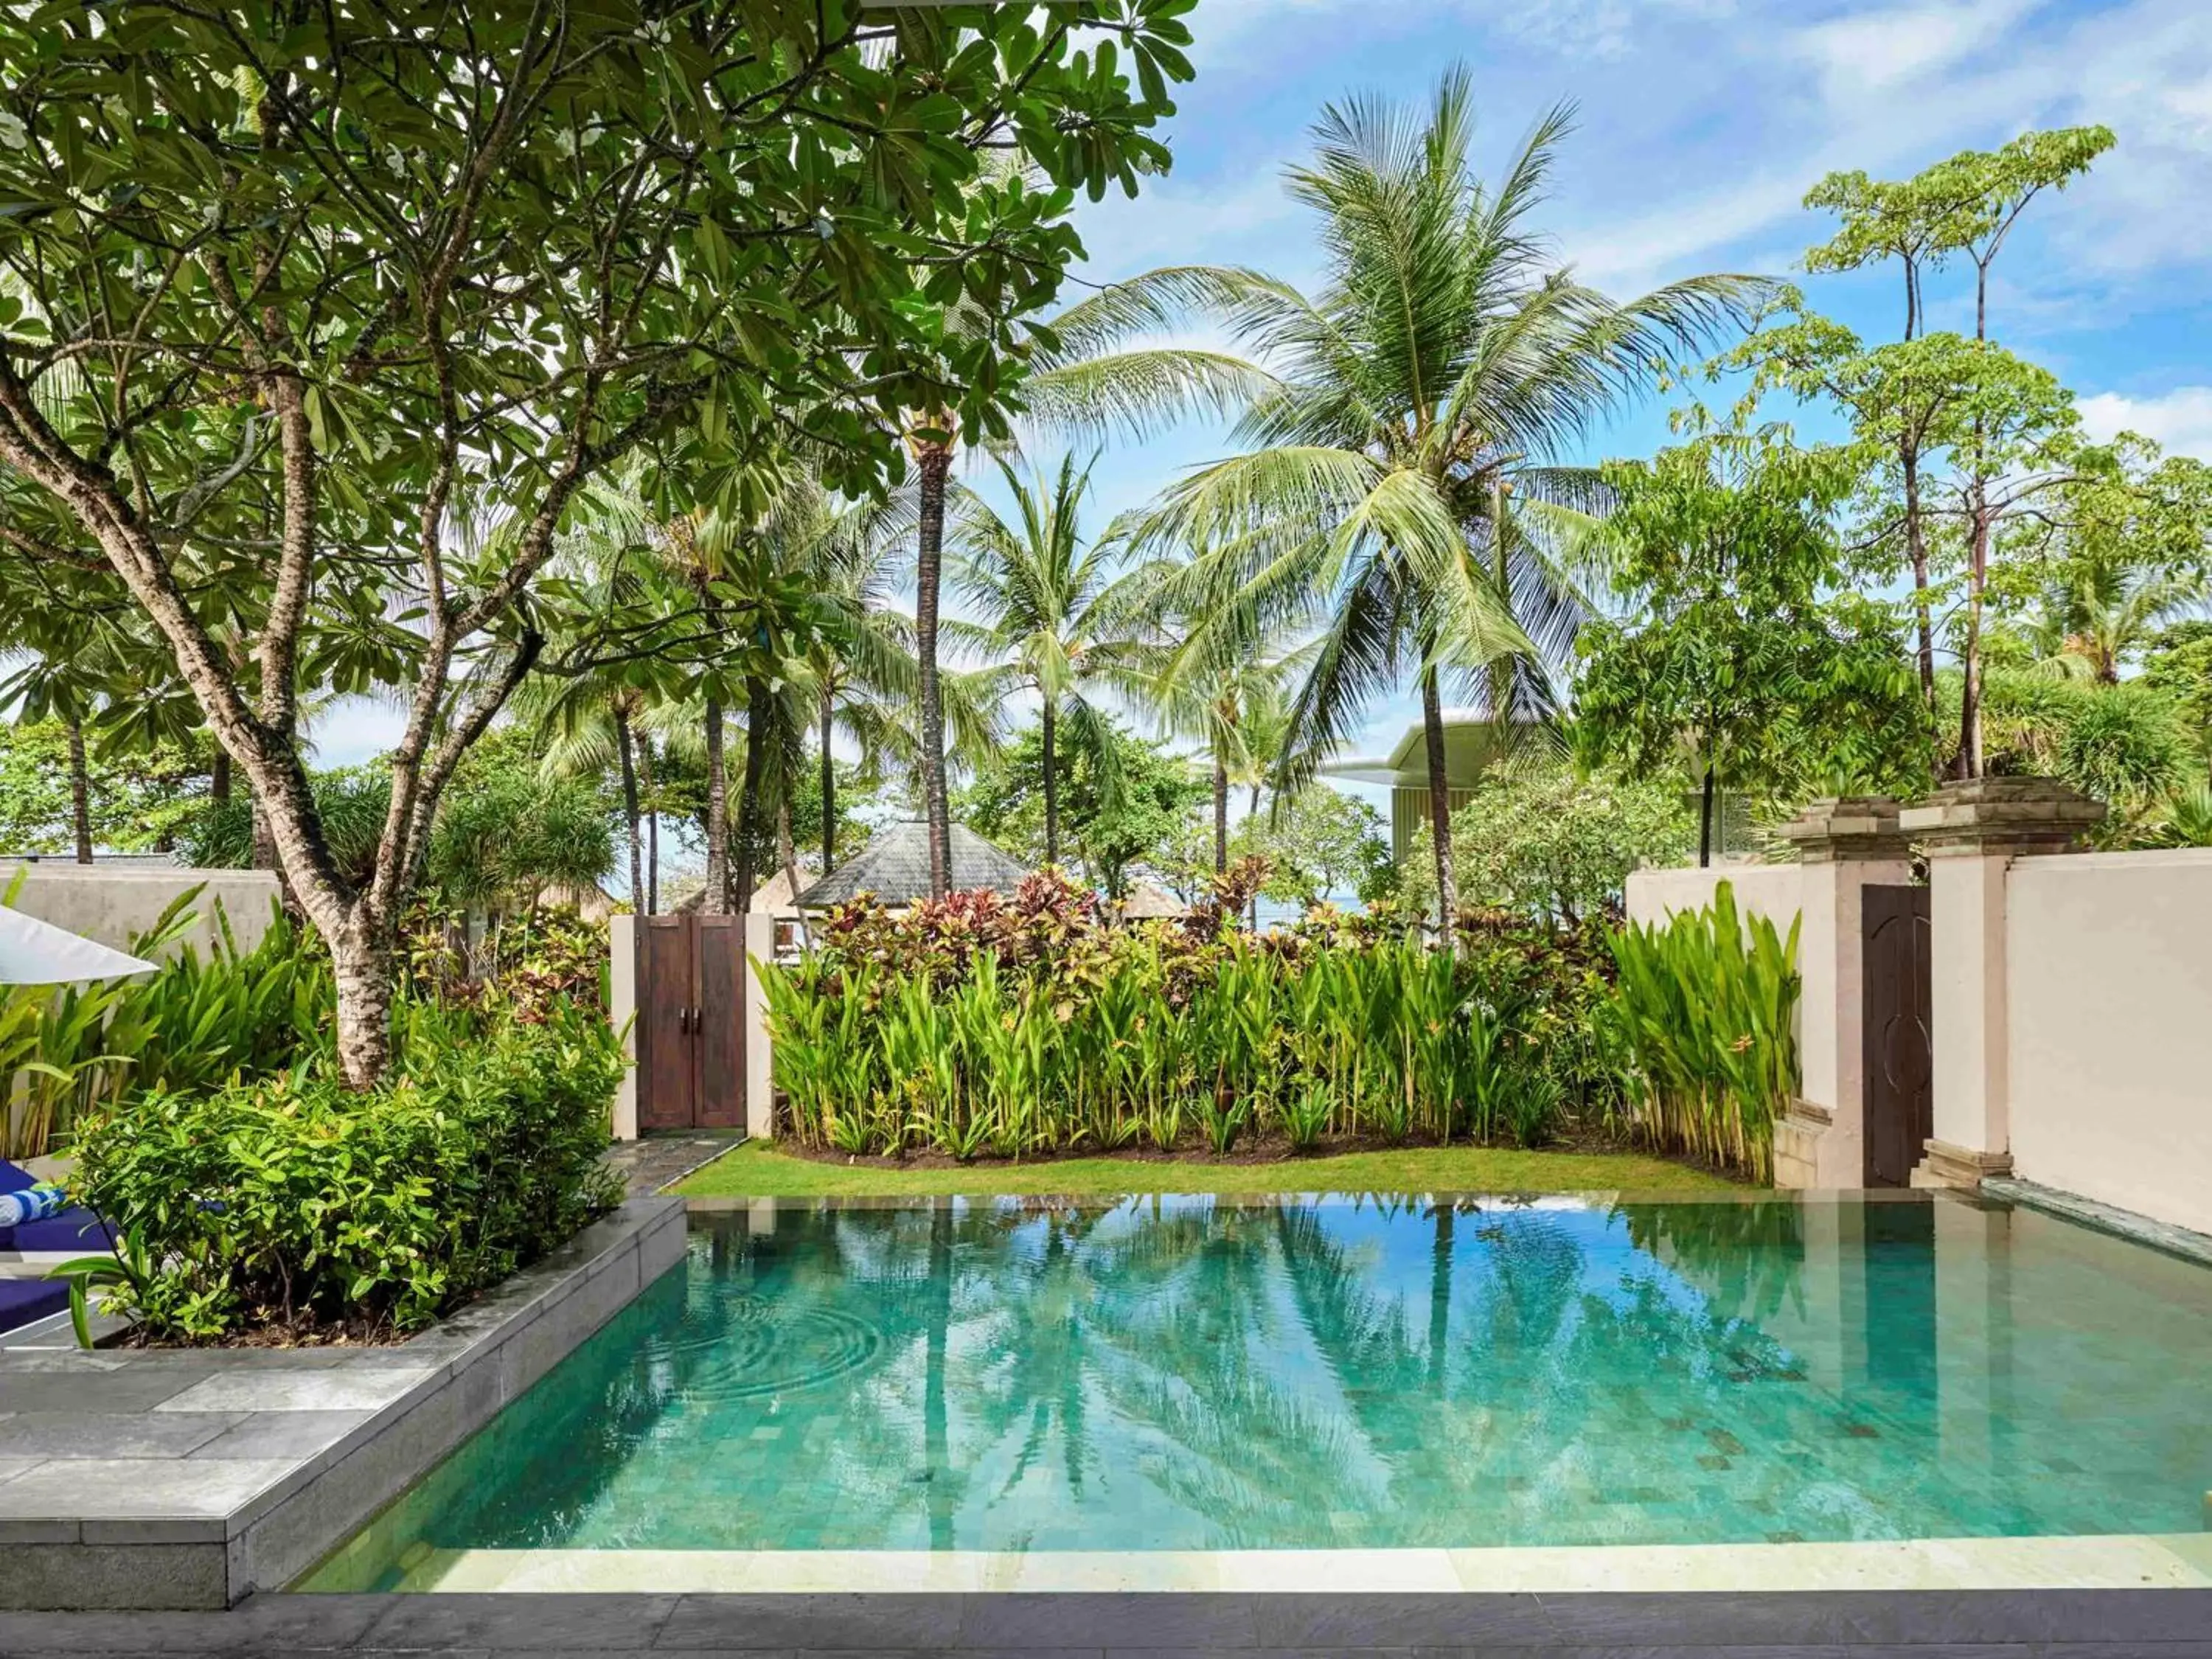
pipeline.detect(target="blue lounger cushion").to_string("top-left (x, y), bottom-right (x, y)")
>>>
top-left (11, 1207), bottom-right (111, 1253)
top-left (0, 1273), bottom-right (69, 1335)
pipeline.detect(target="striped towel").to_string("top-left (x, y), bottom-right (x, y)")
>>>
top-left (0, 1185), bottom-right (69, 1228)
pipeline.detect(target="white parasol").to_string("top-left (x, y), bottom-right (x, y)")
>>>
top-left (0, 905), bottom-right (157, 986)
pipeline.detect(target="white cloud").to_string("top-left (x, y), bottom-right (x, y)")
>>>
top-left (2078, 386), bottom-right (2212, 459)
top-left (1792, 0), bottom-right (2040, 98)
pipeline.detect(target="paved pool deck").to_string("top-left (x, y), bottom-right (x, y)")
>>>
top-left (4, 1587), bottom-right (2211, 1656)
top-left (0, 1198), bottom-right (688, 1609)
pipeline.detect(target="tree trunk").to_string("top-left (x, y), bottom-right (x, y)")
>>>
top-left (1042, 700), bottom-right (1060, 869)
top-left (911, 432), bottom-right (955, 900)
top-left (1957, 502), bottom-right (1990, 780)
top-left (1419, 664), bottom-right (1459, 938)
top-left (703, 694), bottom-right (729, 914)
top-left (64, 716), bottom-right (92, 863)
top-left (734, 675), bottom-right (770, 916)
top-left (1902, 445), bottom-right (1936, 720)
top-left (818, 690), bottom-right (837, 872)
top-left (615, 707), bottom-right (644, 912)
top-left (211, 747), bottom-right (232, 809)
top-left (330, 911), bottom-right (394, 1092)
top-left (638, 739), bottom-right (659, 914)
top-left (1212, 757), bottom-right (1228, 874)
top-left (1698, 762), bottom-right (1717, 869)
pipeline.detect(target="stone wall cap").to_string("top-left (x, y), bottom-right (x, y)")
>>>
top-left (1773, 796), bottom-right (1910, 861)
top-left (1898, 776), bottom-right (2104, 849)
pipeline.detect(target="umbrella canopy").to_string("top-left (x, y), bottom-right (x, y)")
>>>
top-left (0, 906), bottom-right (157, 986)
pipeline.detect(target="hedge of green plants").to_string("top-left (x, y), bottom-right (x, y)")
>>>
top-left (1607, 883), bottom-right (1801, 1182)
top-left (66, 995), bottom-right (624, 1344)
top-left (765, 866), bottom-right (1629, 1161)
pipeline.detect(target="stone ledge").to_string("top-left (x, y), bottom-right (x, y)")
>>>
top-left (0, 1195), bottom-right (687, 1610)
top-left (1983, 1177), bottom-right (2212, 1271)
top-left (1909, 1138), bottom-right (2014, 1191)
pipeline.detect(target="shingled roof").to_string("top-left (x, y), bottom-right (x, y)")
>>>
top-left (794, 819), bottom-right (1032, 911)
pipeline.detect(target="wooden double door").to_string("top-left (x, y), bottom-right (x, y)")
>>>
top-left (1860, 883), bottom-right (1933, 1188)
top-left (636, 914), bottom-right (745, 1131)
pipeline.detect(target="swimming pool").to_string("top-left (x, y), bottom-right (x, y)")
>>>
top-left (307, 1192), bottom-right (2212, 1591)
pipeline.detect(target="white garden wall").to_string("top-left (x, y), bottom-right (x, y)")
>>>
top-left (0, 863), bottom-right (282, 959)
top-left (2005, 849), bottom-right (2212, 1237)
top-left (1624, 861), bottom-right (1804, 929)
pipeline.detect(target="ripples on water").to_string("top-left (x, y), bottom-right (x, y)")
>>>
top-left (328, 1193), bottom-right (2212, 1570)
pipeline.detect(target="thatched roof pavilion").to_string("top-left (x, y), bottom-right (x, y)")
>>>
top-left (794, 820), bottom-right (1032, 911)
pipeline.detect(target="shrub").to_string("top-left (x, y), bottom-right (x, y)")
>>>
top-left (1606, 883), bottom-right (1800, 1180)
top-left (66, 995), bottom-right (623, 1343)
top-left (765, 865), bottom-right (1606, 1158)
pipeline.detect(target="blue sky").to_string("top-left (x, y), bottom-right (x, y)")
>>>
top-left (318, 0), bottom-right (2212, 827)
top-left (1012, 0), bottom-right (2212, 785)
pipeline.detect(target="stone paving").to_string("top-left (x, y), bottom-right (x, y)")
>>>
top-left (0, 1198), bottom-right (689, 1610)
top-left (3, 1587), bottom-right (2211, 1656)
top-left (604, 1131), bottom-right (747, 1196)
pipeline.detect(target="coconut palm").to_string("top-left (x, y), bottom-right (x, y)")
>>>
top-left (949, 453), bottom-right (1166, 867)
top-left (1146, 621), bottom-right (1306, 874)
top-left (902, 221), bottom-right (1283, 897)
top-left (2024, 559), bottom-right (2205, 684)
top-left (1127, 70), bottom-right (1762, 927)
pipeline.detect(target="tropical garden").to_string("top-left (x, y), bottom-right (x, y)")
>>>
top-left (0, 4), bottom-right (2207, 1335)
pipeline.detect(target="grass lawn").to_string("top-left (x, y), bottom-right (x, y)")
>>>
top-left (675, 1140), bottom-right (1746, 1199)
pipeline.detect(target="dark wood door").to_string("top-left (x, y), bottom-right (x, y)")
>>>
top-left (695, 914), bottom-right (746, 1129)
top-left (635, 913), bottom-right (749, 1131)
top-left (1861, 883), bottom-right (1933, 1188)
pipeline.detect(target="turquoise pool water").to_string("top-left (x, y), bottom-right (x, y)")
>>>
top-left (316, 1193), bottom-right (2212, 1579)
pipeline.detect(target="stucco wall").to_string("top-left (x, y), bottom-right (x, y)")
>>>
top-left (0, 863), bottom-right (282, 959)
top-left (1624, 861), bottom-right (1805, 929)
top-left (2006, 849), bottom-right (2212, 1237)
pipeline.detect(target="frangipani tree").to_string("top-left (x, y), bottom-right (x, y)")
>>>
top-left (0, 2), bottom-right (1186, 1083)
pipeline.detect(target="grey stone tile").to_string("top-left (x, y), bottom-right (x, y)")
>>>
top-left (0, 1453), bottom-right (47, 1484)
top-left (659, 1596), bottom-right (967, 1651)
top-left (0, 1540), bottom-right (230, 1611)
top-left (0, 1413), bottom-right (244, 1460)
top-left (153, 1367), bottom-right (435, 1414)
top-left (1254, 1596), bottom-right (1554, 1647)
top-left (186, 1409), bottom-right (375, 1462)
top-left (0, 1592), bottom-right (387, 1649)
top-left (0, 1457), bottom-right (293, 1529)
top-left (0, 1369), bottom-right (204, 1413)
top-left (962, 1594), bottom-right (1261, 1649)
top-left (363, 1593), bottom-right (680, 1650)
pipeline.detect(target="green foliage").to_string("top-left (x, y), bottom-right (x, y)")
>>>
top-left (955, 715), bottom-right (1208, 897)
top-left (1396, 765), bottom-right (1695, 925)
top-left (1576, 433), bottom-right (1932, 814)
top-left (0, 722), bottom-right (212, 855)
top-left (765, 867), bottom-right (1621, 1160)
top-left (0, 891), bottom-right (330, 1160)
top-left (64, 997), bottom-right (623, 1343)
top-left (1607, 884), bottom-right (1801, 1181)
top-left (1235, 786), bottom-right (1393, 908)
top-left (2144, 622), bottom-right (2212, 751)
top-left (1954, 669), bottom-right (2197, 833)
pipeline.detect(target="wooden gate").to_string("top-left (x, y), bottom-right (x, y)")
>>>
top-left (1860, 883), bottom-right (1933, 1187)
top-left (636, 914), bottom-right (746, 1131)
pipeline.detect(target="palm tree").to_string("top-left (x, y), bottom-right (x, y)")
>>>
top-left (949, 454), bottom-right (1164, 867)
top-left (901, 226), bottom-right (1281, 897)
top-left (1148, 624), bottom-right (1304, 874)
top-left (2025, 560), bottom-right (2205, 684)
top-left (1129, 71), bottom-right (1761, 928)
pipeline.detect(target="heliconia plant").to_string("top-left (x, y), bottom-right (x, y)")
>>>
top-left (757, 864), bottom-right (1630, 1161)
top-left (1605, 882), bottom-right (1801, 1180)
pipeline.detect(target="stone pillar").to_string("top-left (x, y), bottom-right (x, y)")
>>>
top-left (608, 914), bottom-right (639, 1141)
top-left (1898, 777), bottom-right (2103, 1190)
top-left (742, 911), bottom-right (776, 1140)
top-left (1769, 797), bottom-right (1913, 1189)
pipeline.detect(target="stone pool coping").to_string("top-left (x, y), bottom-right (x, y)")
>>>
top-left (352, 1534), bottom-right (2212, 1596)
top-left (0, 1195), bottom-right (688, 1612)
